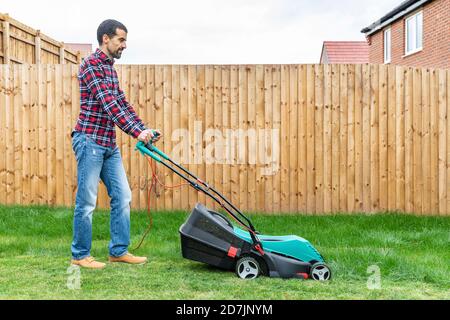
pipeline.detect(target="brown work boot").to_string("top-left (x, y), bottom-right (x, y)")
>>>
top-left (71, 256), bottom-right (106, 269)
top-left (108, 253), bottom-right (148, 265)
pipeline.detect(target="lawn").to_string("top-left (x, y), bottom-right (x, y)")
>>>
top-left (0, 204), bottom-right (449, 300)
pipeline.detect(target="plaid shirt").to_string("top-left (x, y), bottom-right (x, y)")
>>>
top-left (73, 48), bottom-right (147, 148)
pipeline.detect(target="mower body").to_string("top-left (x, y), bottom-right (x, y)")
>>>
top-left (179, 203), bottom-right (326, 279)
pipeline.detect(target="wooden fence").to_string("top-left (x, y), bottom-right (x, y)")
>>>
top-left (0, 64), bottom-right (449, 215)
top-left (0, 13), bottom-right (81, 65)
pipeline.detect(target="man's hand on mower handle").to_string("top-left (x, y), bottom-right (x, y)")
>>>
top-left (138, 129), bottom-right (162, 144)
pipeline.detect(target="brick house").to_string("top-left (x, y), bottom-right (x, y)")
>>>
top-left (361, 0), bottom-right (449, 68)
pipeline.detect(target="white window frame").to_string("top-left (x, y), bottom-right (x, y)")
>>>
top-left (405, 11), bottom-right (423, 56)
top-left (384, 28), bottom-right (391, 64)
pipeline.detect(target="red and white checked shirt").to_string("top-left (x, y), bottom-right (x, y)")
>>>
top-left (73, 48), bottom-right (147, 148)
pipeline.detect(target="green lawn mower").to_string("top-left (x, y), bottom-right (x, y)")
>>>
top-left (136, 138), bottom-right (331, 281)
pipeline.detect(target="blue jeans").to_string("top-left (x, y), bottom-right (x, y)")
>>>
top-left (71, 131), bottom-right (132, 260)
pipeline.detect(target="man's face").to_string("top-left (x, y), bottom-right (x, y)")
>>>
top-left (103, 28), bottom-right (127, 59)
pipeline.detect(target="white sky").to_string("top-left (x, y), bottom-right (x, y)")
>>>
top-left (1, 0), bottom-right (401, 64)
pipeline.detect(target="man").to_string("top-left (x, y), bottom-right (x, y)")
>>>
top-left (70, 19), bottom-right (161, 269)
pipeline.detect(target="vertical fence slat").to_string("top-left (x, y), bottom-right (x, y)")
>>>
top-left (222, 65), bottom-right (231, 209)
top-left (387, 65), bottom-right (397, 211)
top-left (413, 68), bottom-right (423, 214)
top-left (148, 65), bottom-right (157, 210)
top-left (6, 65), bottom-right (14, 204)
top-left (13, 65), bottom-right (22, 205)
top-left (315, 64), bottom-right (324, 213)
top-left (323, 64), bottom-right (333, 213)
top-left (347, 64), bottom-right (355, 213)
top-left (204, 65), bottom-right (214, 209)
top-left (0, 65), bottom-right (6, 204)
top-left (331, 64), bottom-right (341, 212)
top-left (230, 65), bottom-right (239, 211)
top-left (237, 65), bottom-right (248, 212)
top-left (289, 65), bottom-right (298, 212)
top-left (172, 65), bottom-right (181, 210)
top-left (136, 65), bottom-right (146, 211)
top-left (63, 64), bottom-right (72, 207)
top-left (212, 65), bottom-right (222, 211)
top-left (405, 67), bottom-right (414, 213)
top-left (55, 65), bottom-right (64, 206)
top-left (279, 65), bottom-right (289, 213)
top-left (264, 65), bottom-right (273, 213)
top-left (38, 64), bottom-right (47, 205)
top-left (370, 64), bottom-right (380, 212)
top-left (247, 65), bottom-right (257, 212)
top-left (186, 65), bottom-right (199, 208)
top-left (256, 65), bottom-right (265, 212)
top-left (153, 65), bottom-right (164, 211)
top-left (306, 65), bottom-right (315, 213)
top-left (422, 68), bottom-right (431, 214)
top-left (163, 65), bottom-right (173, 210)
top-left (196, 65), bottom-right (206, 207)
top-left (430, 68), bottom-right (439, 214)
top-left (297, 65), bottom-right (307, 213)
top-left (272, 65), bottom-right (281, 213)
top-left (447, 70), bottom-right (450, 216)
top-left (340, 64), bottom-right (348, 212)
top-left (362, 64), bottom-right (371, 212)
top-left (47, 65), bottom-right (56, 205)
top-left (22, 65), bottom-right (30, 205)
top-left (128, 65), bottom-right (140, 210)
top-left (379, 64), bottom-right (388, 211)
top-left (396, 66), bottom-right (406, 212)
top-left (30, 64), bottom-right (39, 205)
top-left (438, 69), bottom-right (447, 215)
top-left (354, 64), bottom-right (363, 212)
top-left (179, 65), bottom-right (189, 210)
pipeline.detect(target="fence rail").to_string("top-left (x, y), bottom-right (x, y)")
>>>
top-left (0, 13), bottom-right (81, 65)
top-left (0, 64), bottom-right (448, 215)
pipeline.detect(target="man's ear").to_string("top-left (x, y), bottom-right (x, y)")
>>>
top-left (102, 34), bottom-right (109, 44)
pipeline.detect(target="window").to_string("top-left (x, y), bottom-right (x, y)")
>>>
top-left (405, 11), bottom-right (423, 55)
top-left (384, 28), bottom-right (391, 63)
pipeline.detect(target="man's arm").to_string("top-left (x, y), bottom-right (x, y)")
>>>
top-left (80, 61), bottom-right (144, 138)
top-left (117, 87), bottom-right (147, 132)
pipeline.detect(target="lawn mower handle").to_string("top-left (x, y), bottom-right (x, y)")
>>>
top-left (135, 140), bottom-right (260, 241)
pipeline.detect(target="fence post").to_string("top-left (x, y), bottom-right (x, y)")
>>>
top-left (59, 42), bottom-right (65, 64)
top-left (35, 30), bottom-right (41, 64)
top-left (2, 14), bottom-right (10, 64)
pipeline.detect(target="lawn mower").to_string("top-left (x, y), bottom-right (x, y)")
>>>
top-left (135, 137), bottom-right (331, 281)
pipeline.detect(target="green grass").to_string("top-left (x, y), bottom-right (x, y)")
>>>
top-left (0, 204), bottom-right (449, 300)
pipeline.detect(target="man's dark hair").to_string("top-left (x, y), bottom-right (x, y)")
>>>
top-left (97, 19), bottom-right (128, 45)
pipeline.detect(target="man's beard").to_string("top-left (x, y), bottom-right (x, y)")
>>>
top-left (112, 49), bottom-right (123, 59)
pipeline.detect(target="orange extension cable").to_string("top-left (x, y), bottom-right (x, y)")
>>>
top-left (132, 154), bottom-right (260, 251)
top-left (132, 155), bottom-right (189, 251)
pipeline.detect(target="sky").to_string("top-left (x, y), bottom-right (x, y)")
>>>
top-left (1, 0), bottom-right (402, 64)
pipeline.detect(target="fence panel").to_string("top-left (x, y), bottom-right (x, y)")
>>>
top-left (0, 63), bottom-right (448, 215)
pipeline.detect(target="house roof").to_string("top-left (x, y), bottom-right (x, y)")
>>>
top-left (64, 43), bottom-right (93, 54)
top-left (320, 41), bottom-right (369, 64)
top-left (361, 0), bottom-right (433, 35)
